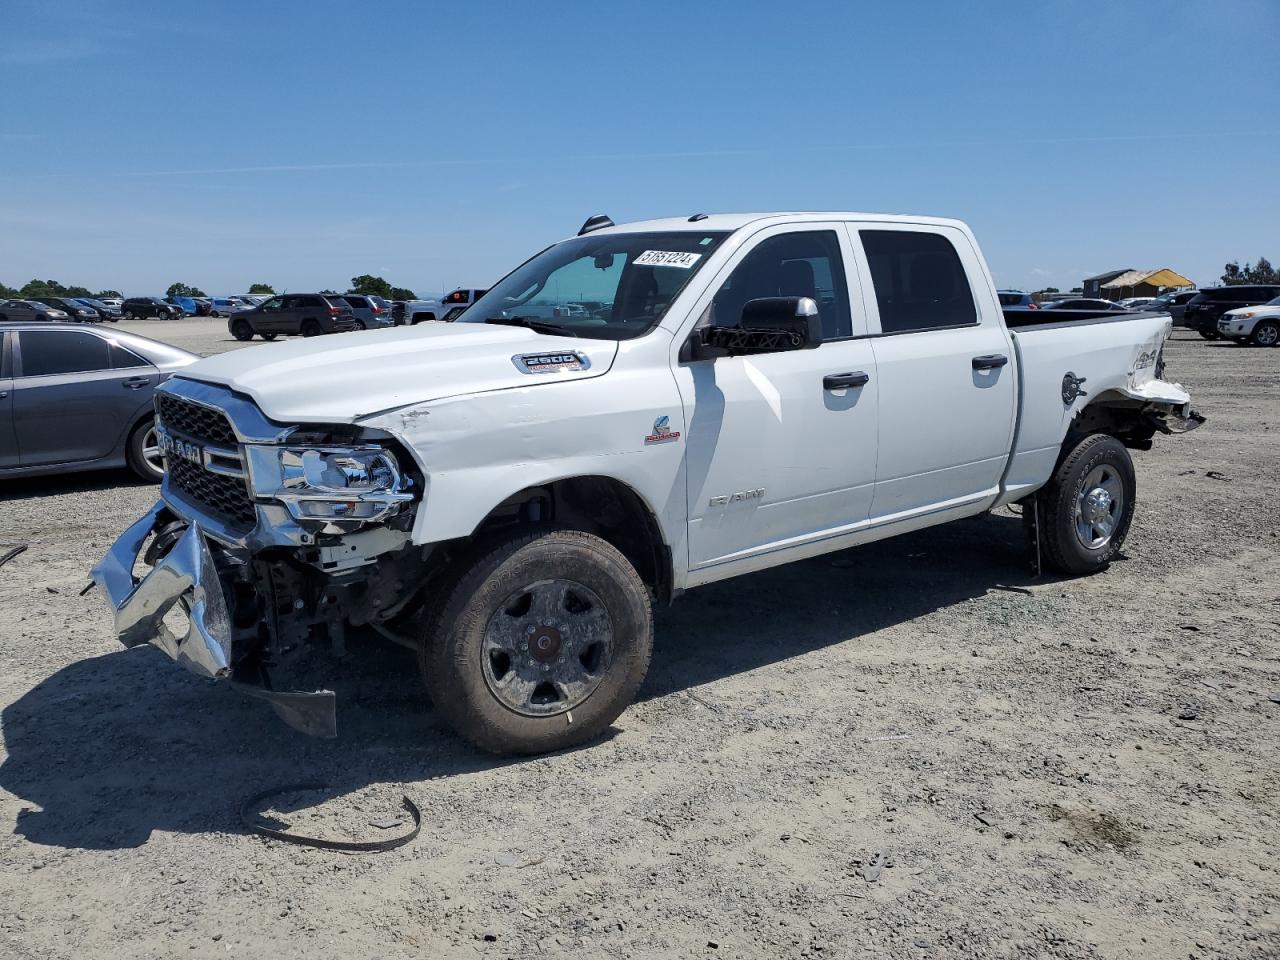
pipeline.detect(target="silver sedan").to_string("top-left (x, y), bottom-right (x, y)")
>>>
top-left (0, 322), bottom-right (198, 482)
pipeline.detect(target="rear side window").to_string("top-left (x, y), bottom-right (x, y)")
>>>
top-left (861, 230), bottom-right (977, 333)
top-left (110, 342), bottom-right (149, 368)
top-left (711, 230), bottom-right (852, 339)
top-left (19, 330), bottom-right (111, 377)
top-left (998, 292), bottom-right (1024, 306)
top-left (344, 296), bottom-right (367, 307)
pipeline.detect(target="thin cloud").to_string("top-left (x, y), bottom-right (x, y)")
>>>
top-left (3, 130), bottom-right (1275, 181)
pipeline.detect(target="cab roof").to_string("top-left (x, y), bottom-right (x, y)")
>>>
top-left (579, 211), bottom-right (972, 237)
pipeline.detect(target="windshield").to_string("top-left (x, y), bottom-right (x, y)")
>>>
top-left (457, 231), bottom-right (729, 340)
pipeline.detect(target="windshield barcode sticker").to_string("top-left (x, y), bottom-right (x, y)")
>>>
top-left (634, 250), bottom-right (702, 269)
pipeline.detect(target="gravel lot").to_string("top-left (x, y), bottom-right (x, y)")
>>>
top-left (1, 321), bottom-right (1277, 960)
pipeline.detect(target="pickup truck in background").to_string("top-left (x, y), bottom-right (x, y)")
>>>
top-left (92, 212), bottom-right (1201, 754)
top-left (401, 288), bottom-right (488, 324)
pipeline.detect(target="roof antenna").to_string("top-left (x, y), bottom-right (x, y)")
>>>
top-left (578, 214), bottom-right (614, 236)
top-left (688, 213), bottom-right (708, 222)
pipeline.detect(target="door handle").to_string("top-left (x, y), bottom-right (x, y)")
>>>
top-left (122, 377), bottom-right (150, 389)
top-left (972, 354), bottom-right (1008, 370)
top-left (823, 371), bottom-right (870, 390)
top-left (0, 391), bottom-right (7, 399)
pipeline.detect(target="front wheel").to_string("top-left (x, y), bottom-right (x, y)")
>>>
top-left (126, 420), bottom-right (165, 482)
top-left (422, 528), bottom-right (654, 755)
top-left (1251, 320), bottom-right (1279, 347)
top-left (1031, 434), bottom-right (1136, 575)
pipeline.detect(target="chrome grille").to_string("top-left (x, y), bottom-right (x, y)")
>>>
top-left (167, 458), bottom-right (257, 531)
top-left (156, 394), bottom-right (238, 448)
top-left (156, 393), bottom-right (256, 533)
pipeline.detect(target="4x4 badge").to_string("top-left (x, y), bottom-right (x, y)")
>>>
top-left (645, 416), bottom-right (681, 445)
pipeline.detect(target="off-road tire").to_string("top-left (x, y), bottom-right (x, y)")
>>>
top-left (1031, 433), bottom-right (1136, 575)
top-left (421, 527), bottom-right (654, 755)
top-left (230, 319), bottom-right (253, 341)
top-left (1250, 319), bottom-right (1279, 347)
top-left (125, 419), bottom-right (164, 482)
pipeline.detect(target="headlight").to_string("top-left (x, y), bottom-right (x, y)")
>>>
top-left (1236, 311), bottom-right (1254, 319)
top-left (276, 446), bottom-right (414, 524)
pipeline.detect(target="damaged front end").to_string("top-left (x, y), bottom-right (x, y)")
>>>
top-left (91, 378), bottom-right (427, 736)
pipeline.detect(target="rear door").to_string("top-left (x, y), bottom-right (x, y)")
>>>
top-left (850, 224), bottom-right (1016, 521)
top-left (12, 328), bottom-right (156, 466)
top-left (0, 332), bottom-right (18, 468)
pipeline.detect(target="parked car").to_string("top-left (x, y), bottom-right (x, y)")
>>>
top-left (92, 211), bottom-right (1200, 752)
top-left (74, 297), bottom-right (123, 321)
top-left (227, 293), bottom-right (357, 340)
top-left (32, 296), bottom-right (103, 322)
top-left (0, 300), bottom-right (71, 322)
top-left (997, 290), bottom-right (1039, 309)
top-left (1216, 295), bottom-right (1280, 347)
top-left (1040, 298), bottom-right (1129, 312)
top-left (1146, 290), bottom-right (1198, 326)
top-left (402, 288), bottom-right (488, 324)
top-left (165, 296), bottom-right (198, 316)
top-left (192, 298), bottom-right (214, 317)
top-left (1182, 285), bottom-right (1280, 339)
top-left (331, 294), bottom-right (394, 329)
top-left (121, 297), bottom-right (183, 320)
top-left (210, 297), bottom-right (250, 317)
top-left (98, 297), bottom-right (124, 310)
top-left (1117, 297), bottom-right (1157, 310)
top-left (0, 322), bottom-right (198, 481)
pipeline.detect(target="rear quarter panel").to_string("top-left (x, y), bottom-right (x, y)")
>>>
top-left (999, 313), bottom-right (1187, 504)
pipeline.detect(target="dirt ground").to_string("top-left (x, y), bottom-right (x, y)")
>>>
top-left (1, 322), bottom-right (1277, 960)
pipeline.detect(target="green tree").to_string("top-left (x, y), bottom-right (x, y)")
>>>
top-left (1221, 258), bottom-right (1277, 285)
top-left (0, 281), bottom-right (18, 299)
top-left (94, 289), bottom-right (122, 299)
top-left (348, 274), bottom-right (395, 299)
top-left (319, 288), bottom-right (338, 295)
top-left (247, 282), bottom-right (275, 295)
top-left (389, 286), bottom-right (416, 300)
top-left (19, 279), bottom-right (92, 298)
top-left (166, 282), bottom-right (207, 297)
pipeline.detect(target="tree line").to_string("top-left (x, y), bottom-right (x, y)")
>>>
top-left (3, 275), bottom-right (417, 301)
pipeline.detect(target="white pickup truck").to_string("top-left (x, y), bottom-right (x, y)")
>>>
top-left (92, 212), bottom-right (1202, 753)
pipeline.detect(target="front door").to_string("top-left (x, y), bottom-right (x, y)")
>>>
top-left (679, 226), bottom-right (879, 570)
top-left (850, 225), bottom-right (1016, 521)
top-left (256, 296), bottom-right (288, 333)
top-left (13, 328), bottom-right (156, 466)
top-left (0, 332), bottom-right (18, 468)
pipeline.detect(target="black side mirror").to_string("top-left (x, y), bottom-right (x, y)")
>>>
top-left (739, 297), bottom-right (822, 347)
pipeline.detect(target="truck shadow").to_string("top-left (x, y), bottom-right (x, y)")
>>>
top-left (1, 511), bottom-right (1042, 851)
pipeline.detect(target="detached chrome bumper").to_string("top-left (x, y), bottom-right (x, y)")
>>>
top-left (91, 501), bottom-right (337, 737)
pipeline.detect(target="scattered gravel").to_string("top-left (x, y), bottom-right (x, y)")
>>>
top-left (1, 327), bottom-right (1277, 959)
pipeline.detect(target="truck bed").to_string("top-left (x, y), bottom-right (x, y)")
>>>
top-left (997, 310), bottom-right (1187, 506)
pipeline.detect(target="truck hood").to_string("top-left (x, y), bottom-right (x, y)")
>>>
top-left (178, 323), bottom-right (618, 423)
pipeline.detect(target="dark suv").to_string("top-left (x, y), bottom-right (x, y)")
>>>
top-left (228, 294), bottom-right (357, 340)
top-left (122, 297), bottom-right (184, 320)
top-left (1183, 285), bottom-right (1280, 339)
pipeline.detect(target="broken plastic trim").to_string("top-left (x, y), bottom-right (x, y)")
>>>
top-left (241, 783), bottom-right (421, 852)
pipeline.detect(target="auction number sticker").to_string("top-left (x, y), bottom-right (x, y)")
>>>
top-left (634, 250), bottom-right (702, 269)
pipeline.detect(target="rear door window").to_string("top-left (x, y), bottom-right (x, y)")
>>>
top-left (859, 230), bottom-right (977, 333)
top-left (19, 330), bottom-right (111, 377)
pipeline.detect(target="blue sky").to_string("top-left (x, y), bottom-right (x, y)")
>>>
top-left (2, 0), bottom-right (1276, 297)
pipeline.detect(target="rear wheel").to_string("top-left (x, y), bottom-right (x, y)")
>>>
top-left (1251, 320), bottom-right (1279, 347)
top-left (353, 319), bottom-right (367, 330)
top-left (422, 527), bottom-right (654, 755)
top-left (124, 311), bottom-right (136, 320)
top-left (301, 320), bottom-right (322, 337)
top-left (126, 420), bottom-right (164, 482)
top-left (1032, 434), bottom-right (1136, 575)
top-left (230, 319), bottom-right (253, 341)
top-left (1198, 328), bottom-right (1220, 340)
